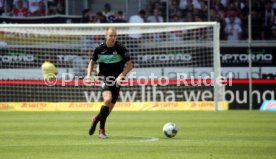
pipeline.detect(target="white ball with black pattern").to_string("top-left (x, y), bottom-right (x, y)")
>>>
top-left (162, 122), bottom-right (177, 138)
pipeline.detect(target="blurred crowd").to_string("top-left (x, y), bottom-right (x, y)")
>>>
top-left (0, 0), bottom-right (65, 17)
top-left (1, 0), bottom-right (276, 41)
top-left (81, 0), bottom-right (276, 41)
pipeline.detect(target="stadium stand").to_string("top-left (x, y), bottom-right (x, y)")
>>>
top-left (0, 0), bottom-right (276, 40)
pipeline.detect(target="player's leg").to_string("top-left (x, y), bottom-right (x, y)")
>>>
top-left (88, 115), bottom-right (98, 136)
top-left (88, 82), bottom-right (110, 136)
top-left (100, 90), bottom-right (114, 128)
top-left (108, 86), bottom-right (120, 112)
top-left (98, 90), bottom-right (113, 138)
top-left (98, 86), bottom-right (120, 138)
top-left (88, 91), bottom-right (112, 136)
top-left (88, 86), bottom-right (105, 136)
top-left (89, 79), bottom-right (112, 136)
top-left (89, 110), bottom-right (101, 136)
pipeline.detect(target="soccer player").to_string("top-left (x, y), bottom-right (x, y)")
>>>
top-left (86, 27), bottom-right (133, 139)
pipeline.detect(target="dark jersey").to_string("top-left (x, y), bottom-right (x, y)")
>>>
top-left (91, 41), bottom-right (130, 78)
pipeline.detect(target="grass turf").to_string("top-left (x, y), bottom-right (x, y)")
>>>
top-left (0, 111), bottom-right (275, 159)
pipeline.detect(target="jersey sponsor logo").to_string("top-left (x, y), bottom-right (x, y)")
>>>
top-left (97, 54), bottom-right (123, 63)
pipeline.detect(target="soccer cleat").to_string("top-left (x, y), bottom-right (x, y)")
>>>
top-left (89, 116), bottom-right (97, 136)
top-left (98, 128), bottom-right (108, 139)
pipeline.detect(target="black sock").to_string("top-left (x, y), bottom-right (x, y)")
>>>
top-left (99, 105), bottom-right (110, 130)
top-left (94, 112), bottom-right (100, 124)
top-left (92, 106), bottom-right (104, 127)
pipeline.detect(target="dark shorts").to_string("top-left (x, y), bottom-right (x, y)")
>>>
top-left (100, 79), bottom-right (120, 104)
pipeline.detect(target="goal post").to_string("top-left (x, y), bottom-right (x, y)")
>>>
top-left (212, 23), bottom-right (222, 111)
top-left (0, 22), bottom-right (226, 111)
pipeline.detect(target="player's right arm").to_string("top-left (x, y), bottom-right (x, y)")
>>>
top-left (86, 46), bottom-right (99, 80)
top-left (86, 60), bottom-right (95, 80)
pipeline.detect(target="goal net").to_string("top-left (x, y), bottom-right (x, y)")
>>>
top-left (0, 23), bottom-right (226, 111)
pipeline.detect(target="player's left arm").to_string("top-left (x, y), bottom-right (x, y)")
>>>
top-left (115, 45), bottom-right (133, 85)
top-left (116, 60), bottom-right (133, 85)
top-left (121, 60), bottom-right (133, 77)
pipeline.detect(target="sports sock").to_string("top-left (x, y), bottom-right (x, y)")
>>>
top-left (94, 112), bottom-right (100, 124)
top-left (92, 105), bottom-right (105, 127)
top-left (99, 105), bottom-right (110, 130)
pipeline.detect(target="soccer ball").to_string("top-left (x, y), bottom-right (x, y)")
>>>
top-left (162, 122), bottom-right (177, 138)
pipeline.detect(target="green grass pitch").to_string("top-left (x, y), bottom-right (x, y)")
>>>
top-left (0, 111), bottom-right (275, 159)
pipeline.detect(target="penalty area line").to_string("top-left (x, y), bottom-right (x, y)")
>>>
top-left (85, 135), bottom-right (160, 144)
top-left (1, 136), bottom-right (160, 147)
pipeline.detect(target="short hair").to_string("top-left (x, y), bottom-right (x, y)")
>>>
top-left (96, 11), bottom-right (103, 16)
top-left (104, 3), bottom-right (111, 9)
top-left (82, 9), bottom-right (90, 16)
top-left (139, 9), bottom-right (146, 15)
top-left (105, 27), bottom-right (117, 32)
top-left (117, 11), bottom-right (123, 16)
